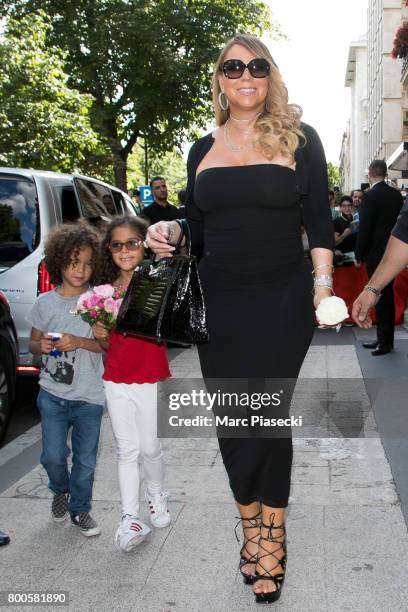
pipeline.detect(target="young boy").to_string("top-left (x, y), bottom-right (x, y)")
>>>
top-left (27, 222), bottom-right (105, 537)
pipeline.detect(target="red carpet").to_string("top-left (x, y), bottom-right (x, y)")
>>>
top-left (332, 264), bottom-right (408, 324)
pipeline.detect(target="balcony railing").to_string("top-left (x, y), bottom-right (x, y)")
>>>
top-left (402, 53), bottom-right (408, 77)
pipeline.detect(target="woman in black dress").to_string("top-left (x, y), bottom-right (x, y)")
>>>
top-left (147, 34), bottom-right (334, 604)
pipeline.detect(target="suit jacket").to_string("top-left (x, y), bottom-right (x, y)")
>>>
top-left (355, 181), bottom-right (403, 267)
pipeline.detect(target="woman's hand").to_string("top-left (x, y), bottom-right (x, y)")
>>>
top-left (314, 287), bottom-right (339, 329)
top-left (313, 286), bottom-right (333, 310)
top-left (92, 322), bottom-right (109, 341)
top-left (145, 221), bottom-right (181, 257)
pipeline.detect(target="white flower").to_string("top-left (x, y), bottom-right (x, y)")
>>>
top-left (315, 296), bottom-right (349, 326)
top-left (93, 284), bottom-right (115, 298)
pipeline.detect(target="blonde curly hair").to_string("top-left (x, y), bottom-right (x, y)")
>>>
top-left (212, 33), bottom-right (305, 162)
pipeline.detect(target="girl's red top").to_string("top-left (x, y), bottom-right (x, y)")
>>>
top-left (103, 330), bottom-right (171, 384)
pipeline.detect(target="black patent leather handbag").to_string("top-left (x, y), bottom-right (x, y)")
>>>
top-left (115, 220), bottom-right (209, 344)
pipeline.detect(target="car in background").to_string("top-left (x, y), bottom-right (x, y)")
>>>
top-left (0, 168), bottom-right (138, 369)
top-left (0, 291), bottom-right (18, 444)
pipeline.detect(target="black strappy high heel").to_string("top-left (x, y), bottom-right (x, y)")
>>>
top-left (234, 512), bottom-right (261, 585)
top-left (253, 513), bottom-right (286, 604)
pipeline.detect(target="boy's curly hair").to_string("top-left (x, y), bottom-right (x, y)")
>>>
top-left (98, 215), bottom-right (149, 284)
top-left (44, 220), bottom-right (100, 285)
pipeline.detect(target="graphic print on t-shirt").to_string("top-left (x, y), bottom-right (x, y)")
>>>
top-left (44, 351), bottom-right (76, 385)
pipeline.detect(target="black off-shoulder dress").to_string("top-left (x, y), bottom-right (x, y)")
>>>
top-left (185, 124), bottom-right (334, 508)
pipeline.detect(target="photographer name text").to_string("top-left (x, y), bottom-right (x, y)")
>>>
top-left (168, 415), bottom-right (303, 428)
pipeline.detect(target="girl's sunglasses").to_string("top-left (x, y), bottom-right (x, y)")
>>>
top-left (222, 58), bottom-right (270, 79)
top-left (108, 239), bottom-right (143, 253)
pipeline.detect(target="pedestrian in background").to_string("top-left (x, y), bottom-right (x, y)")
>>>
top-left (329, 189), bottom-right (340, 219)
top-left (350, 188), bottom-right (363, 217)
top-left (356, 160), bottom-right (403, 355)
top-left (353, 193), bottom-right (408, 325)
top-left (27, 222), bottom-right (104, 537)
top-left (142, 176), bottom-right (181, 224)
top-left (333, 195), bottom-right (357, 257)
top-left (132, 188), bottom-right (143, 214)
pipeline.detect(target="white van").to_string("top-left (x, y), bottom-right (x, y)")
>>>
top-left (0, 168), bottom-right (138, 370)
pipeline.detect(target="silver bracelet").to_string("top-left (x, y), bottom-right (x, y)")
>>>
top-left (364, 285), bottom-right (381, 298)
top-left (314, 275), bottom-right (333, 288)
top-left (312, 285), bottom-right (334, 295)
top-left (312, 264), bottom-right (334, 275)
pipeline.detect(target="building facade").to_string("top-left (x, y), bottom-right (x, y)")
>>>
top-left (387, 1), bottom-right (408, 177)
top-left (340, 120), bottom-right (352, 192)
top-left (367, 0), bottom-right (405, 177)
top-left (343, 38), bottom-right (368, 192)
top-left (341, 0), bottom-right (408, 188)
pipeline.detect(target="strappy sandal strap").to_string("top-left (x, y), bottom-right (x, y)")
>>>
top-left (234, 512), bottom-right (261, 564)
top-left (255, 513), bottom-right (287, 587)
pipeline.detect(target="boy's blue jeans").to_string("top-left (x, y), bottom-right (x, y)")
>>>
top-left (37, 388), bottom-right (103, 515)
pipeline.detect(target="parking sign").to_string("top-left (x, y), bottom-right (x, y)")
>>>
top-left (139, 185), bottom-right (154, 205)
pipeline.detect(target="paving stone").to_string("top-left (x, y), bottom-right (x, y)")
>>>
top-left (1, 344), bottom-right (408, 612)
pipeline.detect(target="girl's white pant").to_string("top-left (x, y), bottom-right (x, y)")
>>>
top-left (104, 380), bottom-right (163, 517)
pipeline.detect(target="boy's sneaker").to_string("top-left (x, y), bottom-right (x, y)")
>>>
top-left (70, 512), bottom-right (101, 537)
top-left (51, 492), bottom-right (69, 522)
top-left (145, 491), bottom-right (171, 528)
top-left (114, 515), bottom-right (151, 552)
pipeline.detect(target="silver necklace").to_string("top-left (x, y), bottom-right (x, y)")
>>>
top-left (229, 112), bottom-right (262, 123)
top-left (223, 120), bottom-right (253, 153)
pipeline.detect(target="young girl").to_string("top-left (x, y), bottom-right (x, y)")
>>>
top-left (93, 215), bottom-right (171, 553)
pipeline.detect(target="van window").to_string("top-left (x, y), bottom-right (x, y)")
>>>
top-left (74, 178), bottom-right (120, 221)
top-left (111, 189), bottom-right (126, 214)
top-left (54, 185), bottom-right (81, 222)
top-left (0, 175), bottom-right (39, 269)
top-left (123, 194), bottom-right (139, 215)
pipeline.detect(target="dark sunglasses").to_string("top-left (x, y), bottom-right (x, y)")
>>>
top-left (108, 239), bottom-right (143, 253)
top-left (222, 58), bottom-right (271, 79)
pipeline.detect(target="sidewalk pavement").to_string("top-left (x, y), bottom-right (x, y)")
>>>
top-left (1, 339), bottom-right (408, 612)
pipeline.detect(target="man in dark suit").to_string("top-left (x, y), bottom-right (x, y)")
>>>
top-left (141, 176), bottom-right (181, 225)
top-left (355, 160), bottom-right (403, 355)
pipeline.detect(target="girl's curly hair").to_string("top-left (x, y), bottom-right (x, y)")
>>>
top-left (97, 215), bottom-right (149, 284)
top-left (44, 220), bottom-right (100, 285)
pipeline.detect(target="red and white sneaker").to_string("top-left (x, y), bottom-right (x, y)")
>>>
top-left (114, 515), bottom-right (151, 552)
top-left (145, 491), bottom-right (171, 528)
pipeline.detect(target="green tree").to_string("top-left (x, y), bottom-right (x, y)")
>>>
top-left (327, 162), bottom-right (340, 192)
top-left (128, 145), bottom-right (187, 204)
top-left (0, 12), bottom-right (109, 174)
top-left (2, 0), bottom-right (276, 190)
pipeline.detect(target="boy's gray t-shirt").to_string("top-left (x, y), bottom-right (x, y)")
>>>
top-left (27, 290), bottom-right (105, 405)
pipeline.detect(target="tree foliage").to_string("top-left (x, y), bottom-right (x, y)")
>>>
top-left (0, 12), bottom-right (108, 173)
top-left (1, 0), bottom-right (275, 189)
top-left (128, 144), bottom-right (187, 204)
top-left (327, 162), bottom-right (340, 192)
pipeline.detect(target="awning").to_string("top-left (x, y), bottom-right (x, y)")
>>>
top-left (387, 142), bottom-right (408, 171)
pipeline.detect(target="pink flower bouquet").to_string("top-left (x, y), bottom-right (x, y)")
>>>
top-left (72, 284), bottom-right (126, 329)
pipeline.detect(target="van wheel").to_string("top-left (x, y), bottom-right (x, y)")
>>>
top-left (0, 359), bottom-right (12, 445)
